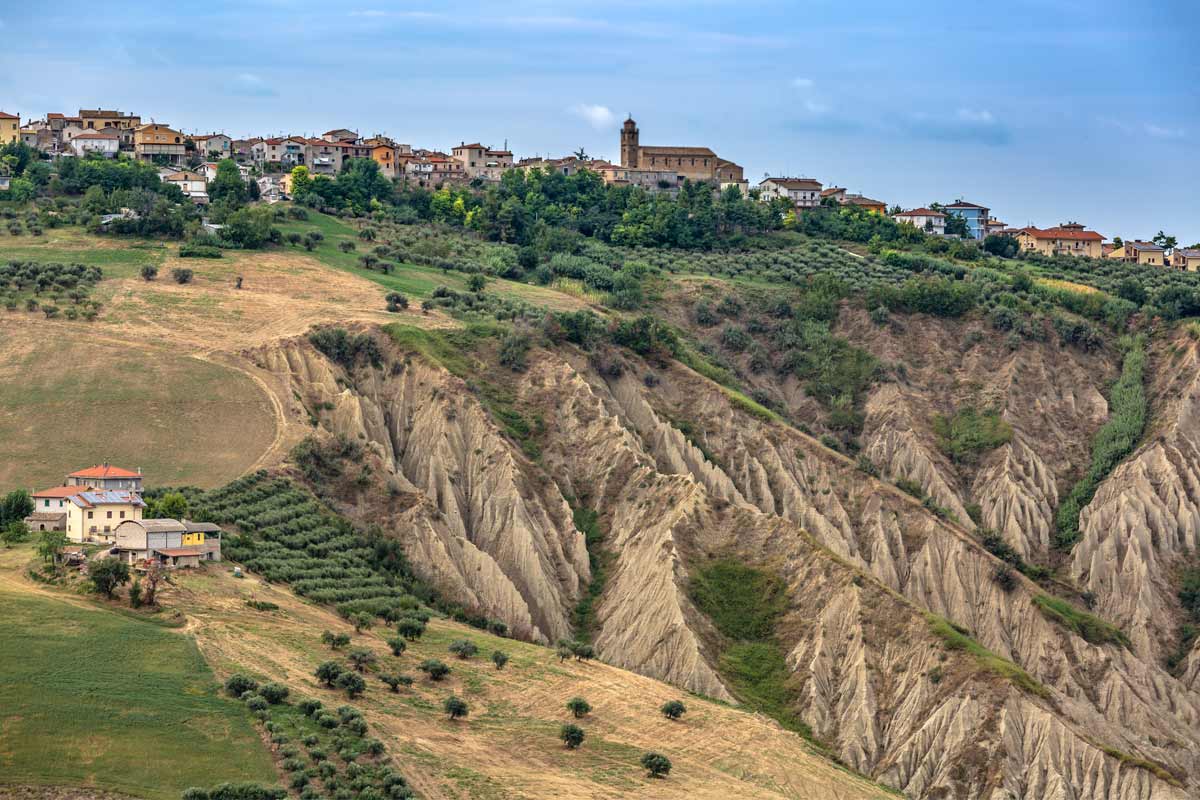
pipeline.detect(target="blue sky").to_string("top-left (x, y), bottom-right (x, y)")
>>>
top-left (2, 0), bottom-right (1197, 243)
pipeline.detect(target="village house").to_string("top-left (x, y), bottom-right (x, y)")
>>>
top-left (758, 177), bottom-right (824, 208)
top-left (1014, 223), bottom-right (1105, 258)
top-left (942, 199), bottom-right (990, 239)
top-left (619, 116), bottom-right (744, 184)
top-left (1106, 240), bottom-right (1167, 266)
top-left (198, 161), bottom-right (252, 183)
top-left (1172, 248), bottom-right (1200, 271)
top-left (134, 123), bottom-right (187, 165)
top-left (820, 187), bottom-right (847, 204)
top-left (405, 151), bottom-right (466, 186)
top-left (983, 217), bottom-right (1010, 237)
top-left (69, 130), bottom-right (121, 158)
top-left (843, 194), bottom-right (887, 214)
top-left (893, 207), bottom-right (947, 236)
top-left (160, 170), bottom-right (209, 203)
top-left (192, 133), bottom-right (232, 159)
top-left (451, 142), bottom-right (514, 181)
top-left (252, 136), bottom-right (309, 169)
top-left (0, 111), bottom-right (19, 145)
top-left (257, 175), bottom-right (285, 203)
top-left (26, 486), bottom-right (145, 541)
top-left (112, 518), bottom-right (222, 568)
top-left (80, 108), bottom-right (141, 131)
top-left (322, 128), bottom-right (358, 143)
top-left (232, 138), bottom-right (259, 162)
top-left (66, 464), bottom-right (144, 492)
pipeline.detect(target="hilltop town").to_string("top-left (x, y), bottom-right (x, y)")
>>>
top-left (1, 106), bottom-right (1194, 266)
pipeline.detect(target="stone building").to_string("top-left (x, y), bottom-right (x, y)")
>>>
top-left (618, 116), bottom-right (744, 185)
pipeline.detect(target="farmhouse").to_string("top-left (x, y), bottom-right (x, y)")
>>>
top-left (1014, 223), bottom-right (1105, 258)
top-left (893, 207), bottom-right (947, 236)
top-left (65, 464), bottom-right (144, 491)
top-left (26, 485), bottom-right (146, 541)
top-left (758, 177), bottom-right (824, 208)
top-left (112, 518), bottom-right (222, 567)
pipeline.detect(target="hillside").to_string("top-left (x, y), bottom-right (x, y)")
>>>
top-left (4, 207), bottom-right (1200, 799)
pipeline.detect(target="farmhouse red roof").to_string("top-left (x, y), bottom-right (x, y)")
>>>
top-left (896, 208), bottom-right (945, 218)
top-left (1018, 226), bottom-right (1104, 242)
top-left (69, 465), bottom-right (140, 479)
top-left (0, 112), bottom-right (18, 120)
top-left (33, 486), bottom-right (89, 498)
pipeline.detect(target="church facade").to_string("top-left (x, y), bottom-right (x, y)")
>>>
top-left (619, 117), bottom-right (744, 185)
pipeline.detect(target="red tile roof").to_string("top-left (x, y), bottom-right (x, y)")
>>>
top-left (896, 208), bottom-right (945, 218)
top-left (33, 485), bottom-right (90, 498)
top-left (1018, 226), bottom-right (1104, 242)
top-left (944, 200), bottom-right (987, 209)
top-left (69, 464), bottom-right (141, 479)
top-left (455, 143), bottom-right (486, 150)
top-left (0, 112), bottom-right (18, 120)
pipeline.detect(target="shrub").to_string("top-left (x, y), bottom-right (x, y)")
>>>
top-left (336, 671), bottom-right (366, 698)
top-left (379, 673), bottom-right (413, 692)
top-left (351, 612), bottom-right (373, 633)
top-left (385, 292), bottom-right (408, 313)
top-left (490, 650), bottom-right (509, 670)
top-left (566, 697), bottom-right (591, 718)
top-left (660, 700), bottom-right (686, 720)
top-left (89, 557), bottom-right (129, 598)
top-left (298, 699), bottom-right (322, 717)
top-left (315, 661), bottom-right (345, 687)
top-left (316, 712), bottom-right (339, 729)
top-left (560, 723), bottom-right (585, 749)
top-left (641, 752), bottom-right (672, 778)
top-left (171, 267), bottom-right (194, 284)
top-left (418, 659), bottom-right (450, 681)
top-left (443, 695), bottom-right (469, 720)
top-left (244, 694), bottom-right (268, 712)
top-left (180, 244), bottom-right (223, 259)
top-left (259, 682), bottom-right (289, 704)
top-left (448, 639), bottom-right (478, 659)
top-left (396, 617), bottom-right (426, 640)
top-left (932, 407), bottom-right (1013, 464)
top-left (348, 647), bottom-right (378, 672)
top-left (141, 265), bottom-right (159, 281)
top-left (387, 636), bottom-right (407, 657)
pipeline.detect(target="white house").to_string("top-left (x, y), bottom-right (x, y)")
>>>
top-left (893, 207), bottom-right (947, 236)
top-left (757, 177), bottom-right (824, 208)
top-left (70, 131), bottom-right (121, 158)
top-left (26, 485), bottom-right (145, 541)
top-left (160, 171), bottom-right (209, 204)
top-left (199, 161), bottom-right (252, 183)
top-left (192, 133), bottom-right (232, 159)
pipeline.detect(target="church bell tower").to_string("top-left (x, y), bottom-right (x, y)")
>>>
top-left (620, 115), bottom-right (639, 168)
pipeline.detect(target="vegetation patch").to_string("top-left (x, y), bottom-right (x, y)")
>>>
top-left (0, 584), bottom-right (275, 799)
top-left (932, 407), bottom-right (1013, 464)
top-left (570, 507), bottom-right (612, 643)
top-left (1032, 594), bottom-right (1131, 649)
top-left (925, 614), bottom-right (1050, 699)
top-left (1055, 335), bottom-right (1147, 549)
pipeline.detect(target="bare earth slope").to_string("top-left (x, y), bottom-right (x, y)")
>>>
top-left (256, 330), bottom-right (1199, 799)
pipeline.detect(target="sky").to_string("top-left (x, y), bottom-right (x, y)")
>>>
top-left (2, 0), bottom-right (1197, 244)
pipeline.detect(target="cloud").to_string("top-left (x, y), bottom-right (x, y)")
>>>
top-left (231, 73), bottom-right (278, 98)
top-left (803, 99), bottom-right (829, 114)
top-left (1144, 123), bottom-right (1185, 139)
top-left (569, 103), bottom-right (616, 130)
top-left (956, 108), bottom-right (995, 124)
top-left (791, 77), bottom-right (814, 89)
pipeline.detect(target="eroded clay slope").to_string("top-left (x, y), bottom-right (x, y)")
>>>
top-left (1071, 335), bottom-right (1200, 660)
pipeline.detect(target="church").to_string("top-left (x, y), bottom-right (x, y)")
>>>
top-left (619, 116), bottom-right (744, 185)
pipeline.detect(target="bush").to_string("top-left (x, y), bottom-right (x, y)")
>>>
top-left (298, 698), bottom-right (323, 717)
top-left (385, 292), bottom-right (408, 313)
top-left (379, 673), bottom-right (412, 692)
top-left (348, 647), bottom-right (378, 672)
top-left (180, 243), bottom-right (223, 259)
top-left (418, 659), bottom-right (450, 681)
top-left (560, 723), bottom-right (585, 749)
top-left (498, 330), bottom-right (531, 371)
top-left (448, 639), bottom-right (478, 659)
top-left (566, 697), bottom-right (591, 718)
top-left (259, 682), bottom-right (289, 704)
top-left (89, 557), bottom-right (130, 598)
top-left (641, 752), bottom-right (672, 778)
top-left (490, 650), bottom-right (509, 670)
top-left (932, 407), bottom-right (1013, 464)
top-left (443, 695), bottom-right (469, 720)
top-left (396, 617), bottom-right (426, 640)
top-left (336, 671), bottom-right (366, 698)
top-left (315, 660), bottom-right (345, 687)
top-left (387, 636), bottom-right (407, 657)
top-left (171, 267), bottom-right (194, 284)
top-left (141, 265), bottom-right (159, 281)
top-left (660, 700), bottom-right (686, 720)
top-left (244, 694), bottom-right (268, 712)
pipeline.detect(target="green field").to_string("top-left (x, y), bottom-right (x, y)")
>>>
top-left (0, 566), bottom-right (277, 799)
top-left (0, 227), bottom-right (168, 279)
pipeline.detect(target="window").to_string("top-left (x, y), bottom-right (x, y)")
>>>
top-left (44, 499), bottom-right (49, 507)
top-left (107, 511), bottom-right (113, 519)
top-left (120, 511), bottom-right (125, 519)
top-left (88, 511), bottom-right (93, 519)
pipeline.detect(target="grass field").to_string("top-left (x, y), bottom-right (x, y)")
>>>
top-left (0, 331), bottom-right (276, 492)
top-left (0, 227), bottom-right (168, 279)
top-left (0, 547), bottom-right (277, 800)
top-left (176, 566), bottom-right (894, 800)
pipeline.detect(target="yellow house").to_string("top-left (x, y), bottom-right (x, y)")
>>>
top-left (1106, 240), bottom-right (1167, 266)
top-left (1171, 248), bottom-right (1200, 272)
top-left (1015, 223), bottom-right (1105, 258)
top-left (0, 111), bottom-right (19, 145)
top-left (79, 109), bottom-right (141, 130)
top-left (28, 486), bottom-right (145, 542)
top-left (134, 123), bottom-right (187, 164)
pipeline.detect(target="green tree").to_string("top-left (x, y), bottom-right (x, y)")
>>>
top-left (387, 636), bottom-right (407, 657)
top-left (442, 695), bottom-right (469, 720)
top-left (351, 612), bottom-right (373, 633)
top-left (944, 212), bottom-right (970, 237)
top-left (566, 697), bottom-right (591, 718)
top-left (641, 752), bottom-right (671, 778)
top-left (289, 165), bottom-right (313, 198)
top-left (259, 682), bottom-right (290, 704)
top-left (379, 673), bottom-right (412, 692)
top-left (397, 617), bottom-right (426, 640)
top-left (90, 557), bottom-right (131, 599)
top-left (448, 639), bottom-right (478, 659)
top-left (208, 159), bottom-right (248, 205)
top-left (660, 700), bottom-right (686, 720)
top-left (315, 660), bottom-right (345, 687)
top-left (0, 489), bottom-right (33, 526)
top-left (418, 659), bottom-right (450, 681)
top-left (2, 520), bottom-right (31, 548)
top-left (336, 670), bottom-right (366, 698)
top-left (347, 647), bottom-right (378, 672)
top-left (560, 723), bottom-right (585, 749)
top-left (154, 492), bottom-right (189, 519)
top-left (36, 528), bottom-right (68, 564)
top-left (490, 650), bottom-right (509, 670)
top-left (140, 265), bottom-right (159, 281)
top-left (128, 577), bottom-right (142, 608)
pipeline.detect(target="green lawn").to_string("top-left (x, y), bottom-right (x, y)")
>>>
top-left (0, 227), bottom-right (167, 280)
top-left (0, 578), bottom-right (277, 799)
